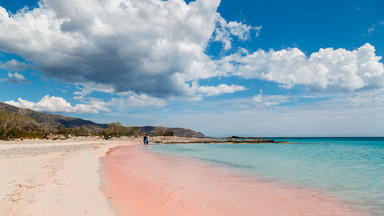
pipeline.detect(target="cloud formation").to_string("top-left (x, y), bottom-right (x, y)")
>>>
top-left (252, 90), bottom-right (291, 107)
top-left (74, 82), bottom-right (115, 99)
top-left (0, 0), bottom-right (383, 101)
top-left (0, 59), bottom-right (29, 83)
top-left (125, 93), bottom-right (167, 107)
top-left (191, 82), bottom-right (246, 97)
top-left (219, 43), bottom-right (384, 92)
top-left (0, 0), bottom-right (250, 98)
top-left (4, 72), bottom-right (28, 84)
top-left (0, 59), bottom-right (28, 72)
top-left (5, 95), bottom-right (111, 113)
top-left (214, 18), bottom-right (262, 50)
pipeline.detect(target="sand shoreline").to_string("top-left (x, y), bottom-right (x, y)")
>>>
top-left (102, 144), bottom-right (363, 216)
top-left (1, 138), bottom-right (364, 216)
top-left (0, 138), bottom-right (140, 216)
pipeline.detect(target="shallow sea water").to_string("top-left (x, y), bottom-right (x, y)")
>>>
top-left (148, 137), bottom-right (384, 215)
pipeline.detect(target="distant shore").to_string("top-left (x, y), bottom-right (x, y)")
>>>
top-left (149, 136), bottom-right (289, 144)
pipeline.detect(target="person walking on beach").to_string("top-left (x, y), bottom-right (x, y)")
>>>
top-left (143, 134), bottom-right (149, 146)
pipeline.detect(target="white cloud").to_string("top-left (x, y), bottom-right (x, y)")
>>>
top-left (1, 0), bottom-right (383, 103)
top-left (125, 93), bottom-right (167, 107)
top-left (364, 20), bottom-right (384, 36)
top-left (74, 82), bottom-right (115, 99)
top-left (218, 43), bottom-right (384, 92)
top-left (5, 95), bottom-right (111, 114)
top-left (214, 17), bottom-right (262, 50)
top-left (192, 81), bottom-right (247, 96)
top-left (252, 90), bottom-right (292, 107)
top-left (365, 25), bottom-right (376, 36)
top-left (1, 72), bottom-right (28, 83)
top-left (8, 71), bottom-right (26, 81)
top-left (0, 0), bottom-right (256, 98)
top-left (0, 59), bottom-right (29, 72)
top-left (329, 89), bottom-right (384, 107)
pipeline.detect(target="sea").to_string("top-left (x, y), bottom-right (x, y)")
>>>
top-left (147, 137), bottom-right (384, 215)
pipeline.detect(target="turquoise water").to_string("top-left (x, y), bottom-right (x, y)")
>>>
top-left (148, 137), bottom-right (384, 215)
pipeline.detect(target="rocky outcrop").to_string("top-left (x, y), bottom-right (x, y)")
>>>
top-left (138, 126), bottom-right (205, 138)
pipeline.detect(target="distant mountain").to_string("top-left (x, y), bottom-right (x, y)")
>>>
top-left (139, 126), bottom-right (205, 138)
top-left (0, 102), bottom-right (205, 137)
top-left (0, 102), bottom-right (108, 130)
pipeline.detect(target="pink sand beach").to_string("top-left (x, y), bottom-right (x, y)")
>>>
top-left (101, 144), bottom-right (363, 216)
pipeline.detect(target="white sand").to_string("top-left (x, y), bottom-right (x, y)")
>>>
top-left (0, 138), bottom-right (137, 216)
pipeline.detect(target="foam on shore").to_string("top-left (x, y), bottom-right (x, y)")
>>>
top-left (101, 145), bottom-right (363, 216)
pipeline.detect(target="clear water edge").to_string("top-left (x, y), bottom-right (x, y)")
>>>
top-left (147, 137), bottom-right (384, 216)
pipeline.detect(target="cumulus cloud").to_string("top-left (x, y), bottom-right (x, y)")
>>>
top-left (5, 95), bottom-right (110, 113)
top-left (74, 82), bottom-right (115, 99)
top-left (0, 59), bottom-right (28, 72)
top-left (218, 43), bottom-right (384, 92)
top-left (0, 59), bottom-right (29, 83)
top-left (191, 81), bottom-right (246, 96)
top-left (252, 90), bottom-right (291, 107)
top-left (1, 0), bottom-right (383, 101)
top-left (125, 93), bottom-right (167, 107)
top-left (3, 72), bottom-right (28, 84)
top-left (0, 0), bottom-right (255, 98)
top-left (213, 17), bottom-right (262, 50)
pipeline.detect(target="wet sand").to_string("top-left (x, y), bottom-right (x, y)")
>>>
top-left (101, 144), bottom-right (363, 216)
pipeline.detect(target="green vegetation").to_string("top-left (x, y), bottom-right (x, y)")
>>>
top-left (0, 111), bottom-right (39, 140)
top-left (163, 131), bottom-right (174, 136)
top-left (101, 122), bottom-right (141, 139)
top-left (0, 111), bottom-right (143, 140)
top-left (153, 125), bottom-right (174, 136)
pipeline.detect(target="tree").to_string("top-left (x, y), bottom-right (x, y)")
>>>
top-left (128, 126), bottom-right (142, 138)
top-left (102, 123), bottom-right (142, 138)
top-left (0, 111), bottom-right (32, 140)
top-left (103, 122), bottom-right (124, 138)
top-left (163, 131), bottom-right (174, 136)
top-left (39, 123), bottom-right (53, 139)
top-left (75, 125), bottom-right (90, 136)
top-left (154, 125), bottom-right (166, 136)
top-left (56, 127), bottom-right (75, 138)
top-left (19, 122), bottom-right (42, 139)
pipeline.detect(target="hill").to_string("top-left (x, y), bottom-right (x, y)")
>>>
top-left (0, 102), bottom-right (205, 137)
top-left (0, 102), bottom-right (108, 130)
top-left (139, 126), bottom-right (205, 138)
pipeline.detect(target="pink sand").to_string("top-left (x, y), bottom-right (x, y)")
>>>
top-left (101, 145), bottom-right (363, 216)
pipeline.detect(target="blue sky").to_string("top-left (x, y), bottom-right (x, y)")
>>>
top-left (0, 0), bottom-right (384, 137)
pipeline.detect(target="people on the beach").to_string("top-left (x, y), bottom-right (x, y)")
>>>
top-left (143, 134), bottom-right (149, 146)
top-left (161, 136), bottom-right (168, 143)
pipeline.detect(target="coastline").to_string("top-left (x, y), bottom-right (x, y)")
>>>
top-left (0, 137), bottom-right (367, 215)
top-left (0, 138), bottom-right (138, 216)
top-left (101, 144), bottom-right (363, 216)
